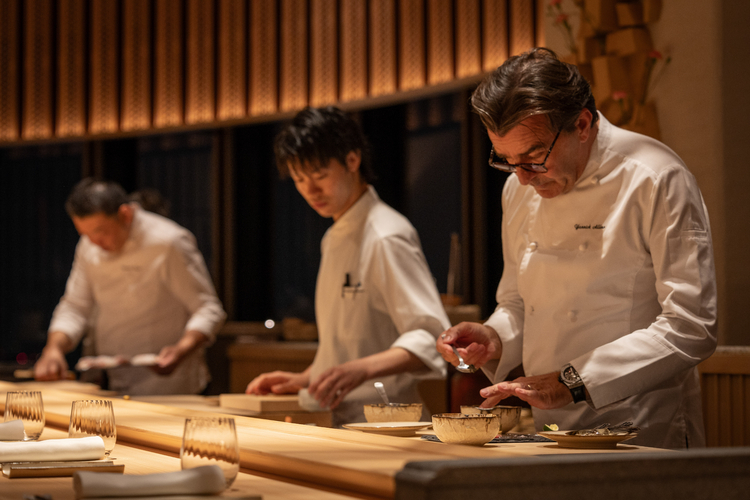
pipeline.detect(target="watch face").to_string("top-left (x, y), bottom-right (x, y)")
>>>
top-left (562, 366), bottom-right (581, 385)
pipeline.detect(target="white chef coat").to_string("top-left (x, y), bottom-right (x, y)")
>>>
top-left (483, 114), bottom-right (717, 449)
top-left (299, 186), bottom-right (449, 426)
top-left (49, 207), bottom-right (226, 395)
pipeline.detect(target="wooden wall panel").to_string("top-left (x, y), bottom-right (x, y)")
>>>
top-left (310, 0), bottom-right (338, 107)
top-left (280, 0), bottom-right (308, 112)
top-left (482, 0), bottom-right (509, 72)
top-left (0, 0), bottom-right (20, 141)
top-left (339, 0), bottom-right (367, 103)
top-left (509, 0), bottom-right (535, 57)
top-left (186, 0), bottom-right (215, 124)
top-left (369, 0), bottom-right (397, 97)
top-left (89, 0), bottom-right (119, 135)
top-left (218, 0), bottom-right (247, 121)
top-left (57, 0), bottom-right (87, 137)
top-left (427, 0), bottom-right (454, 85)
top-left (455, 0), bottom-right (481, 78)
top-left (154, 0), bottom-right (184, 128)
top-left (249, 0), bottom-right (278, 115)
top-left (399, 0), bottom-right (426, 91)
top-left (23, 0), bottom-right (53, 139)
top-left (121, 0), bottom-right (152, 132)
top-left (0, 0), bottom-right (542, 143)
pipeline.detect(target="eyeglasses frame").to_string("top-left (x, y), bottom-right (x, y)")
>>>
top-left (488, 127), bottom-right (563, 174)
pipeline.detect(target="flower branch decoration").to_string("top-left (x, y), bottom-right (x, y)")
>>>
top-left (641, 50), bottom-right (672, 105)
top-left (547, 0), bottom-right (577, 56)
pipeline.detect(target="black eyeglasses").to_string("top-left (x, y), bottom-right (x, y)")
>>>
top-left (488, 128), bottom-right (562, 174)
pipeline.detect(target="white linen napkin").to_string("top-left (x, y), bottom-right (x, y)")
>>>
top-left (0, 436), bottom-right (105, 463)
top-left (73, 465), bottom-right (226, 499)
top-left (0, 419), bottom-right (25, 441)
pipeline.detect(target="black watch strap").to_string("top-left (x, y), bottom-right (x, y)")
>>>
top-left (559, 375), bottom-right (587, 404)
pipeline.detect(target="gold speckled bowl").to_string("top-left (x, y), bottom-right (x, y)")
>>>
top-left (431, 413), bottom-right (500, 446)
top-left (460, 405), bottom-right (522, 434)
top-left (363, 403), bottom-right (423, 422)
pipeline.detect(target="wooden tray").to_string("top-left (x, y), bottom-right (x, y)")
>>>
top-left (2, 460), bottom-right (124, 478)
top-left (219, 394), bottom-right (302, 413)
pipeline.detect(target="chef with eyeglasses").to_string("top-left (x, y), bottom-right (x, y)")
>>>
top-left (437, 48), bottom-right (717, 449)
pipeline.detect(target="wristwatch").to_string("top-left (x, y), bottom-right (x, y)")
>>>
top-left (559, 364), bottom-right (587, 404)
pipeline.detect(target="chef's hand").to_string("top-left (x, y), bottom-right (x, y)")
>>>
top-left (246, 371), bottom-right (310, 395)
top-left (437, 322), bottom-right (502, 370)
top-left (308, 359), bottom-right (369, 410)
top-left (153, 330), bottom-right (208, 375)
top-left (479, 372), bottom-right (573, 409)
top-left (34, 331), bottom-right (74, 381)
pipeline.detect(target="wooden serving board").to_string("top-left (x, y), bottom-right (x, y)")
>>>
top-left (219, 394), bottom-right (302, 413)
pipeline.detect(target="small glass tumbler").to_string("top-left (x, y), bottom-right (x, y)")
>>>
top-left (4, 391), bottom-right (45, 441)
top-left (180, 417), bottom-right (239, 487)
top-left (68, 400), bottom-right (117, 456)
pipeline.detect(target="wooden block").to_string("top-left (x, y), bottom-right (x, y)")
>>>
top-left (643, 0), bottom-right (662, 23)
top-left (577, 63), bottom-right (595, 85)
top-left (576, 36), bottom-right (605, 65)
top-left (616, 2), bottom-right (643, 27)
top-left (584, 0), bottom-right (618, 32)
top-left (605, 28), bottom-right (652, 56)
top-left (625, 50), bottom-right (650, 104)
top-left (622, 101), bottom-right (660, 140)
top-left (591, 55), bottom-right (631, 104)
top-left (219, 394), bottom-right (303, 413)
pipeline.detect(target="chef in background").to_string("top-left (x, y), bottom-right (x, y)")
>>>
top-left (34, 178), bottom-right (226, 395)
top-left (246, 106), bottom-right (449, 426)
top-left (438, 48), bottom-right (717, 449)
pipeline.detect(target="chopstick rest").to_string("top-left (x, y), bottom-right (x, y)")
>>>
top-left (73, 465), bottom-right (226, 499)
top-left (0, 436), bottom-right (105, 463)
top-left (0, 420), bottom-right (25, 441)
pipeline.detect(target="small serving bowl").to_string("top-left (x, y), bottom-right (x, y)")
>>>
top-left (460, 405), bottom-right (522, 434)
top-left (431, 413), bottom-right (500, 446)
top-left (364, 403), bottom-right (423, 423)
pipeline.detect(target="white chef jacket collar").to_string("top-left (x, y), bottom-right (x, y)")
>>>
top-left (573, 111), bottom-right (611, 187)
top-left (327, 185), bottom-right (378, 236)
top-left (120, 205), bottom-right (145, 254)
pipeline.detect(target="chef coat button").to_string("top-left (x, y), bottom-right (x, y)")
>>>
top-left (579, 242), bottom-right (588, 251)
top-left (591, 176), bottom-right (599, 185)
top-left (529, 306), bottom-right (535, 314)
top-left (529, 242), bottom-right (538, 252)
top-left (568, 310), bottom-right (578, 322)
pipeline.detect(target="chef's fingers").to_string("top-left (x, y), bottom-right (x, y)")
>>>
top-left (479, 383), bottom-right (514, 403)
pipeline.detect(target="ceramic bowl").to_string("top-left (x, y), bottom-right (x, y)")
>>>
top-left (460, 405), bottom-right (522, 434)
top-left (363, 403), bottom-right (423, 422)
top-left (431, 413), bottom-right (500, 446)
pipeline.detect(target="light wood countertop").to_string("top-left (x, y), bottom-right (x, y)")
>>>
top-left (1, 381), bottom-right (660, 499)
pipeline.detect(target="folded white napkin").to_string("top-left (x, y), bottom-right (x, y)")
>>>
top-left (0, 419), bottom-right (25, 441)
top-left (0, 436), bottom-right (104, 463)
top-left (73, 465), bottom-right (226, 499)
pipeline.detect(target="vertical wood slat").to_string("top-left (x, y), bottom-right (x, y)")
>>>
top-left (154, 0), bottom-right (183, 128)
top-left (0, 0), bottom-right (20, 140)
top-left (455, 0), bottom-right (481, 79)
top-left (369, 0), bottom-right (397, 97)
top-left (509, 0), bottom-right (535, 57)
top-left (249, 0), bottom-right (278, 115)
top-left (482, 0), bottom-right (509, 71)
top-left (427, 0), bottom-right (454, 85)
top-left (279, 0), bottom-right (308, 112)
top-left (700, 347), bottom-right (750, 447)
top-left (399, 0), bottom-right (426, 91)
top-left (57, 0), bottom-right (86, 137)
top-left (23, 0), bottom-right (53, 139)
top-left (89, 0), bottom-right (119, 134)
top-left (309, 0), bottom-right (338, 107)
top-left (217, 0), bottom-right (247, 121)
top-left (186, 0), bottom-right (215, 124)
top-left (339, 0), bottom-right (367, 103)
top-left (121, 0), bottom-right (152, 131)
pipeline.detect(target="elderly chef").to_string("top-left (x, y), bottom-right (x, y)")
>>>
top-left (246, 106), bottom-right (449, 426)
top-left (437, 48), bottom-right (717, 449)
top-left (34, 178), bottom-right (226, 395)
